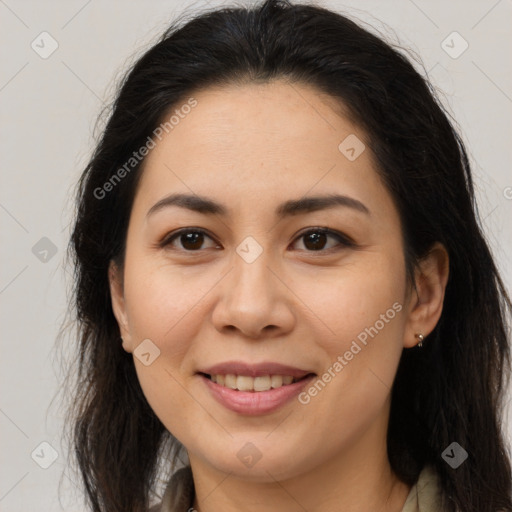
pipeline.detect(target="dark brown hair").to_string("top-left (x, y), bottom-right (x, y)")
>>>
top-left (62, 1), bottom-right (512, 510)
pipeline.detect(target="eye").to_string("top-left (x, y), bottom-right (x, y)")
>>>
top-left (291, 227), bottom-right (354, 252)
top-left (160, 228), bottom-right (219, 251)
top-left (160, 227), bottom-right (354, 253)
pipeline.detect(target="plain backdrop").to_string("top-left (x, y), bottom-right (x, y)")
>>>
top-left (1, 0), bottom-right (511, 510)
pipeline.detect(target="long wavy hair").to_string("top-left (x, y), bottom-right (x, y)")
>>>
top-left (62, 0), bottom-right (512, 510)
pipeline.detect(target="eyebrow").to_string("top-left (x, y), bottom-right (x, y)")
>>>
top-left (146, 192), bottom-right (370, 218)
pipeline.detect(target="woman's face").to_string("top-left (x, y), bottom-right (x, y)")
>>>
top-left (110, 80), bottom-right (422, 481)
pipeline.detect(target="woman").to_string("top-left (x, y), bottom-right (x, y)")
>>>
top-left (64, 0), bottom-right (512, 511)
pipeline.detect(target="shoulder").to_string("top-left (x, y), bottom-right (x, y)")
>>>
top-left (401, 464), bottom-right (444, 512)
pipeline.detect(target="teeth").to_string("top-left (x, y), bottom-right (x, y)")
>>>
top-left (224, 374), bottom-right (237, 389)
top-left (271, 375), bottom-right (283, 388)
top-left (282, 375), bottom-right (293, 385)
top-left (210, 374), bottom-right (298, 391)
top-left (236, 375), bottom-right (254, 391)
top-left (254, 376), bottom-right (271, 391)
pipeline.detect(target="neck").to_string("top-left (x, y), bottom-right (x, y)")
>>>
top-left (188, 411), bottom-right (411, 512)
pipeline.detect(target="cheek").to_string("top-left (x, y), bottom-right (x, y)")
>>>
top-left (122, 261), bottom-right (208, 433)
top-left (132, 359), bottom-right (205, 448)
top-left (122, 259), bottom-right (214, 347)
top-left (297, 253), bottom-right (406, 418)
top-left (304, 253), bottom-right (406, 354)
top-left (317, 260), bottom-right (405, 396)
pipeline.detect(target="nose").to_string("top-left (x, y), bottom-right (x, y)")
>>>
top-left (211, 250), bottom-right (296, 340)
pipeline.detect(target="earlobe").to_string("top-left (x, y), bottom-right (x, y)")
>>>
top-left (108, 260), bottom-right (133, 353)
top-left (403, 242), bottom-right (450, 348)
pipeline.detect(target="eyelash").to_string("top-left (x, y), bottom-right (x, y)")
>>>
top-left (159, 227), bottom-right (355, 253)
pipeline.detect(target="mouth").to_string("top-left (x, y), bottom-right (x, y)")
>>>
top-left (196, 361), bottom-right (317, 415)
top-left (198, 372), bottom-right (315, 392)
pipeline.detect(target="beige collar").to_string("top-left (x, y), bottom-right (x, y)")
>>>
top-left (401, 465), bottom-right (444, 512)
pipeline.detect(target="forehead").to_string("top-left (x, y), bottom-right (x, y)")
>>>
top-left (133, 80), bottom-right (393, 219)
top-left (154, 80), bottom-right (354, 165)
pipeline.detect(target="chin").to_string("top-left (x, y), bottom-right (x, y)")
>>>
top-left (193, 437), bottom-right (316, 482)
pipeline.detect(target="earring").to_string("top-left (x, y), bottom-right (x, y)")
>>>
top-left (415, 333), bottom-right (424, 348)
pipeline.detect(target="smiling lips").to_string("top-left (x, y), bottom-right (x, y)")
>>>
top-left (197, 361), bottom-right (316, 415)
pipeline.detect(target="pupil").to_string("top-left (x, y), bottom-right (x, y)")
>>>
top-left (182, 232), bottom-right (203, 250)
top-left (305, 232), bottom-right (326, 250)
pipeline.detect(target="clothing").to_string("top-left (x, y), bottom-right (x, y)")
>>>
top-left (401, 465), bottom-right (444, 511)
top-left (150, 464), bottom-right (443, 512)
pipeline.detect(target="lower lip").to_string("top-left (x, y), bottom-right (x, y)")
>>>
top-left (200, 374), bottom-right (315, 415)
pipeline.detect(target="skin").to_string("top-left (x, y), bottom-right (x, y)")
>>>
top-left (109, 79), bottom-right (449, 512)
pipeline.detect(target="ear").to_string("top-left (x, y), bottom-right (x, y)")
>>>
top-left (108, 260), bottom-right (133, 353)
top-left (403, 242), bottom-right (450, 348)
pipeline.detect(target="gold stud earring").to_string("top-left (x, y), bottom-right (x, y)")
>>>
top-left (415, 333), bottom-right (424, 347)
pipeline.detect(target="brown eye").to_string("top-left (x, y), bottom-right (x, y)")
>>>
top-left (161, 227), bottom-right (353, 253)
top-left (161, 229), bottom-right (219, 251)
top-left (292, 228), bottom-right (354, 252)
top-left (179, 231), bottom-right (205, 250)
top-left (303, 231), bottom-right (328, 250)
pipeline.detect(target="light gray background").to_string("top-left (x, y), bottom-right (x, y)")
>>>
top-left (1, 0), bottom-right (511, 510)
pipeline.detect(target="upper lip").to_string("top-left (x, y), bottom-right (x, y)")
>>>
top-left (198, 361), bottom-right (315, 379)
